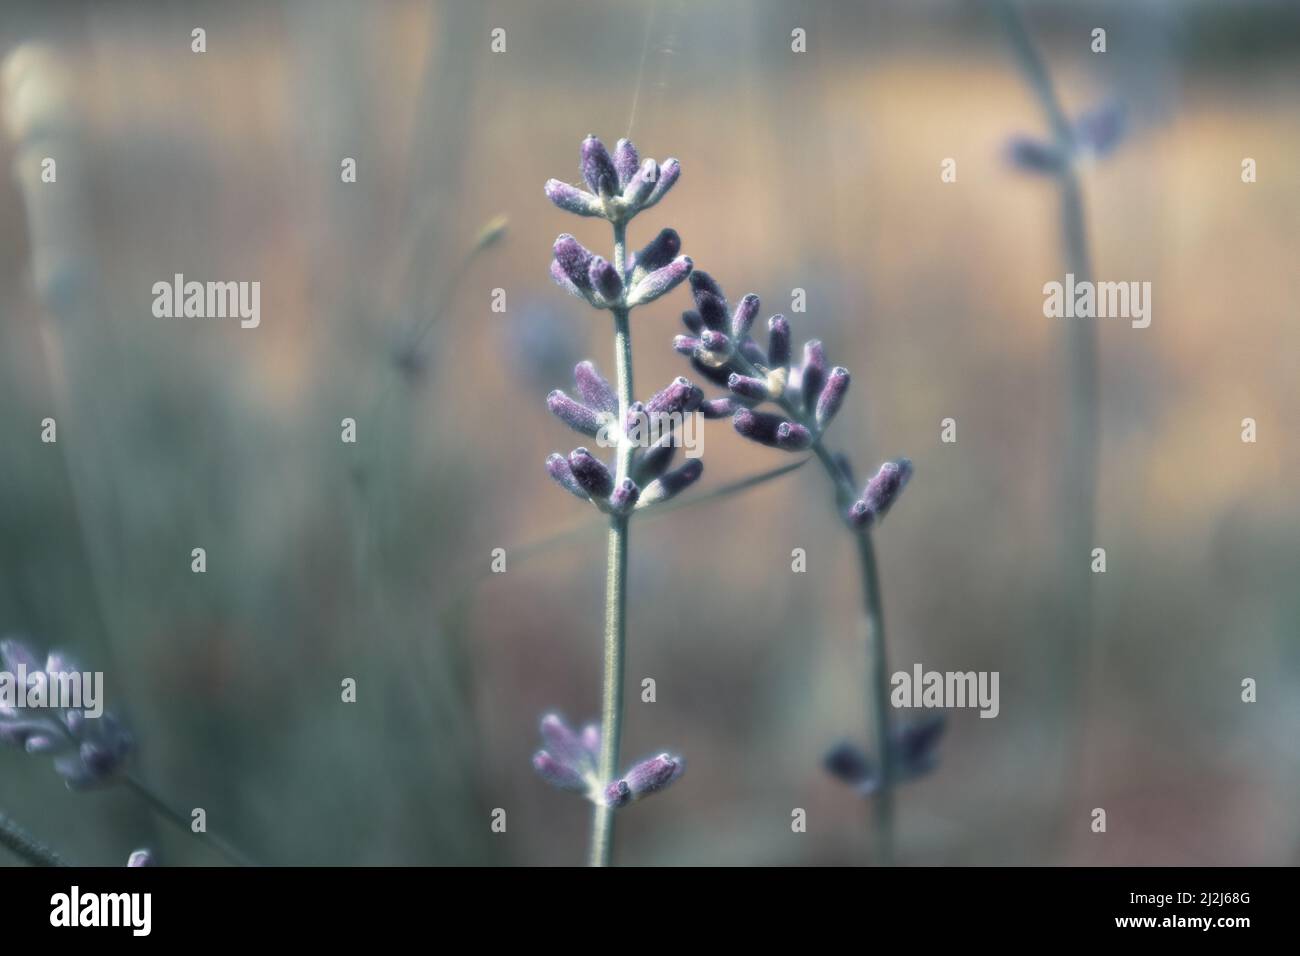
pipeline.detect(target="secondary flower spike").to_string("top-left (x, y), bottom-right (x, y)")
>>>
top-left (824, 715), bottom-right (946, 796)
top-left (545, 134), bottom-right (681, 224)
top-left (532, 713), bottom-right (684, 808)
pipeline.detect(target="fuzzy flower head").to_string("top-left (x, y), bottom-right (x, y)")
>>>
top-left (0, 637), bottom-right (133, 790)
top-left (531, 713), bottom-right (685, 808)
top-left (545, 134), bottom-right (681, 224)
top-left (545, 361), bottom-right (706, 513)
top-left (1006, 100), bottom-right (1126, 175)
top-left (824, 714), bottom-right (946, 796)
top-left (549, 231), bottom-right (692, 312)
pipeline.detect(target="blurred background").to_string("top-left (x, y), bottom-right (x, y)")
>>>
top-left (0, 0), bottom-right (1296, 866)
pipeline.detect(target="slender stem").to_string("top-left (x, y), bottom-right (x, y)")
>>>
top-left (589, 220), bottom-right (634, 867)
top-left (0, 811), bottom-right (67, 867)
top-left (125, 774), bottom-right (258, 867)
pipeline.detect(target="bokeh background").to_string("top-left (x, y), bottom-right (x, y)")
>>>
top-left (0, 0), bottom-right (1296, 866)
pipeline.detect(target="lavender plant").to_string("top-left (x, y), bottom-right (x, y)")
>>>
top-left (668, 273), bottom-right (938, 861)
top-left (537, 136), bottom-right (699, 866)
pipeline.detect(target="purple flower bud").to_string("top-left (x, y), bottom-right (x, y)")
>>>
top-left (540, 713), bottom-right (589, 769)
top-left (847, 498), bottom-right (873, 528)
top-left (628, 256), bottom-right (692, 306)
top-left (127, 849), bottom-right (155, 867)
top-left (824, 741), bottom-right (875, 789)
top-left (553, 234), bottom-right (593, 289)
top-left (581, 723), bottom-right (600, 757)
top-left (634, 434), bottom-right (676, 483)
top-left (739, 339), bottom-right (768, 368)
top-left (731, 294), bottom-right (760, 340)
top-left (815, 367), bottom-right (850, 429)
top-left (1006, 135), bottom-right (1065, 175)
top-left (727, 372), bottom-right (768, 403)
top-left (860, 458), bottom-right (913, 520)
top-left (673, 334), bottom-right (701, 356)
top-left (1073, 101), bottom-right (1125, 157)
top-left (776, 420), bottom-right (813, 451)
top-left (574, 361), bottom-right (616, 415)
top-left (609, 478), bottom-right (640, 514)
top-left (895, 714), bottom-right (946, 778)
top-left (612, 138), bottom-right (639, 188)
top-left (767, 315), bottom-right (791, 369)
top-left (681, 309), bottom-right (704, 334)
top-left (637, 458), bottom-right (703, 508)
top-left (588, 256), bottom-right (624, 303)
top-left (690, 279), bottom-right (729, 332)
top-left (569, 448), bottom-right (614, 499)
top-left (699, 397), bottom-right (737, 419)
top-left (632, 228), bottom-right (681, 277)
top-left (641, 157), bottom-right (679, 209)
top-left (549, 260), bottom-right (587, 301)
top-left (547, 389), bottom-right (602, 437)
top-left (647, 377), bottom-right (702, 416)
top-left (604, 780), bottom-right (632, 808)
top-left (533, 750), bottom-right (589, 792)
top-left (546, 453), bottom-right (589, 500)
top-left (544, 179), bottom-right (603, 218)
top-left (800, 340), bottom-right (827, 414)
top-left (625, 399), bottom-right (646, 434)
top-left (733, 408), bottom-right (802, 450)
top-left (690, 356), bottom-right (734, 388)
top-left (580, 134), bottom-right (619, 197)
top-left (619, 753), bottom-right (684, 801)
top-left (700, 329), bottom-right (731, 353)
top-left (622, 158), bottom-right (659, 208)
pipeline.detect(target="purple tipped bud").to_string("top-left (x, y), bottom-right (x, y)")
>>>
top-left (588, 256), bottom-right (623, 303)
top-left (800, 340), bottom-right (827, 413)
top-left (699, 397), bottom-right (737, 419)
top-left (647, 377), bottom-right (702, 416)
top-left (861, 458), bottom-right (913, 520)
top-left (628, 256), bottom-right (692, 306)
top-left (700, 329), bottom-right (731, 353)
top-left (574, 361), bottom-right (617, 415)
top-left (633, 228), bottom-right (681, 277)
top-left (673, 334), bottom-right (702, 356)
top-left (581, 724), bottom-right (600, 757)
top-left (604, 780), bottom-right (632, 808)
top-left (727, 372), bottom-right (768, 402)
top-left (625, 400), bottom-right (646, 434)
top-left (815, 367), bottom-right (851, 429)
top-left (609, 478), bottom-right (641, 514)
top-left (622, 158), bottom-right (659, 208)
top-left (767, 315), bottom-right (791, 368)
top-left (612, 138), bottom-right (639, 188)
top-left (619, 753), bottom-right (684, 800)
top-left (549, 260), bottom-right (587, 300)
top-left (569, 448), bottom-right (614, 498)
top-left (776, 420), bottom-right (813, 451)
top-left (634, 435), bottom-right (676, 483)
top-left (533, 751), bottom-right (589, 792)
top-left (637, 458), bottom-right (703, 508)
top-left (641, 157), bottom-right (679, 209)
top-left (739, 339), bottom-right (768, 368)
top-left (546, 453), bottom-right (589, 500)
top-left (580, 134), bottom-right (619, 197)
top-left (547, 389), bottom-right (602, 437)
top-left (540, 713), bottom-right (588, 769)
top-left (731, 294), bottom-right (761, 341)
top-left (127, 849), bottom-right (155, 868)
top-left (895, 714), bottom-right (946, 777)
top-left (544, 179), bottom-right (603, 218)
top-left (847, 498), bottom-right (873, 528)
top-left (1074, 101), bottom-right (1126, 157)
top-left (733, 408), bottom-right (803, 450)
top-left (553, 234), bottom-right (593, 289)
top-left (1006, 135), bottom-right (1065, 174)
top-left (681, 309), bottom-right (704, 334)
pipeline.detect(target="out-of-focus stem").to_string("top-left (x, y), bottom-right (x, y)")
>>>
top-left (125, 774), bottom-right (258, 867)
top-left (589, 219), bottom-right (634, 868)
top-left (0, 811), bottom-right (66, 867)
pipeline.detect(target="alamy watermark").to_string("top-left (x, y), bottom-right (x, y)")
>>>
top-left (597, 409), bottom-right (704, 458)
top-left (892, 663), bottom-right (999, 718)
top-left (0, 663), bottom-right (103, 717)
top-left (1043, 272), bottom-right (1151, 328)
top-left (151, 273), bottom-right (260, 329)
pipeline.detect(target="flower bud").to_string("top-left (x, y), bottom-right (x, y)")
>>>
top-left (634, 435), bottom-right (676, 483)
top-left (776, 420), bottom-right (813, 451)
top-left (545, 453), bottom-right (589, 500)
top-left (641, 157), bottom-right (679, 209)
top-left (580, 134), bottom-right (619, 197)
top-left (636, 459), bottom-right (703, 508)
top-left (628, 256), bottom-right (692, 307)
top-left (574, 361), bottom-right (617, 415)
top-left (622, 753), bottom-right (683, 797)
top-left (612, 138), bottom-right (640, 188)
top-left (734, 408), bottom-right (802, 450)
top-left (699, 329), bottom-right (731, 354)
top-left (800, 340), bottom-right (827, 414)
top-left (681, 309), bottom-right (704, 334)
top-left (767, 315), bottom-right (791, 369)
top-left (552, 234), bottom-right (593, 289)
top-left (699, 397), bottom-right (737, 419)
top-left (127, 849), bottom-right (155, 867)
top-left (544, 179), bottom-right (602, 218)
top-left (731, 294), bottom-right (760, 340)
top-left (859, 458), bottom-right (913, 522)
top-left (632, 228), bottom-right (681, 277)
top-left (588, 256), bottom-right (623, 304)
top-left (533, 750), bottom-right (589, 792)
top-left (815, 367), bottom-right (850, 429)
top-left (727, 372), bottom-right (768, 403)
top-left (568, 448), bottom-right (614, 498)
top-left (647, 377), bottom-right (701, 416)
top-left (824, 741), bottom-right (875, 790)
top-left (1006, 135), bottom-right (1064, 175)
top-left (673, 334), bottom-right (701, 356)
top-left (609, 478), bottom-right (641, 514)
top-left (547, 389), bottom-right (601, 437)
top-left (622, 158), bottom-right (659, 208)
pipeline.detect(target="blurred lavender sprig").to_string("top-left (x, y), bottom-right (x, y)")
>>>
top-left (531, 713), bottom-right (684, 809)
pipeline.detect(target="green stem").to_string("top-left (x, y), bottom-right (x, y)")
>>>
top-left (589, 221), bottom-right (634, 868)
top-left (0, 811), bottom-right (67, 867)
top-left (126, 774), bottom-right (258, 867)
